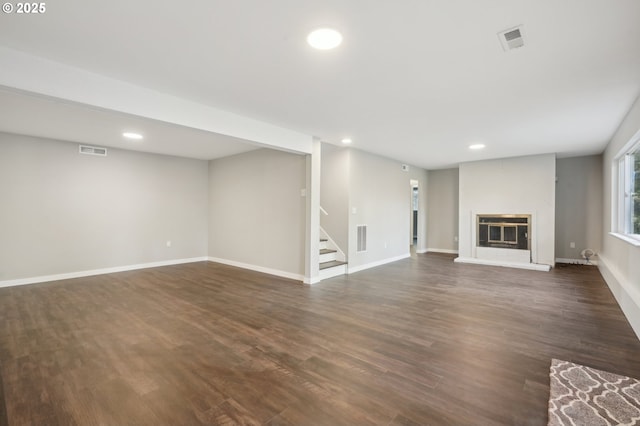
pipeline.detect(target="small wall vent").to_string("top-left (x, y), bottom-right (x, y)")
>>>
top-left (79, 145), bottom-right (108, 156)
top-left (498, 26), bottom-right (524, 51)
top-left (356, 225), bottom-right (367, 253)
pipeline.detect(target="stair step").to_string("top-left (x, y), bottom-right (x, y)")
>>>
top-left (319, 260), bottom-right (347, 270)
top-left (320, 248), bottom-right (337, 255)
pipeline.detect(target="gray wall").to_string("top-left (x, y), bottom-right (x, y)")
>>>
top-left (208, 148), bottom-right (306, 277)
top-left (0, 132), bottom-right (208, 281)
top-left (555, 155), bottom-right (603, 260)
top-left (347, 149), bottom-right (427, 269)
top-left (426, 168), bottom-right (459, 252)
top-left (600, 94), bottom-right (640, 337)
top-left (320, 144), bottom-right (349, 253)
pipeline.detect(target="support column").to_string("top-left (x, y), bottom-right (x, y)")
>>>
top-left (304, 139), bottom-right (321, 284)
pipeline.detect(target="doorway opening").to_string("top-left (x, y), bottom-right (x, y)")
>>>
top-left (410, 180), bottom-right (419, 254)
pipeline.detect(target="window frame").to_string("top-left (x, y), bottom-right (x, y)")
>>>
top-left (612, 129), bottom-right (640, 246)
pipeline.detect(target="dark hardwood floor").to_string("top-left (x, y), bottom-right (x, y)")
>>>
top-left (1, 253), bottom-right (640, 425)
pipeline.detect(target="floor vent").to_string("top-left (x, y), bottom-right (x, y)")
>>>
top-left (79, 145), bottom-right (108, 156)
top-left (357, 225), bottom-right (367, 252)
top-left (498, 26), bottom-right (524, 51)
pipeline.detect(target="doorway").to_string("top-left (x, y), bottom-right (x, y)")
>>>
top-left (410, 180), bottom-right (419, 254)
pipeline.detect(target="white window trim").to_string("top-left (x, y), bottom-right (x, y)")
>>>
top-left (612, 128), bottom-right (640, 245)
top-left (609, 232), bottom-right (640, 247)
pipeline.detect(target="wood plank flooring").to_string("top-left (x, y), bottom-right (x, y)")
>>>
top-left (1, 253), bottom-right (640, 425)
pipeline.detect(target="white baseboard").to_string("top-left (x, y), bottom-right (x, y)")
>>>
top-left (415, 248), bottom-right (429, 254)
top-left (426, 248), bottom-right (459, 254)
top-left (304, 276), bottom-right (321, 285)
top-left (555, 257), bottom-right (599, 266)
top-left (347, 253), bottom-right (411, 274)
top-left (0, 257), bottom-right (209, 288)
top-left (598, 255), bottom-right (640, 341)
top-left (453, 256), bottom-right (551, 271)
top-left (207, 257), bottom-right (304, 282)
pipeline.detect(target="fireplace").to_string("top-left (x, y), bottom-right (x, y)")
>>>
top-left (477, 214), bottom-right (530, 250)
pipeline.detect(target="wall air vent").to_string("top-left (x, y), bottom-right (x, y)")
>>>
top-left (357, 225), bottom-right (367, 253)
top-left (79, 145), bottom-right (108, 156)
top-left (498, 26), bottom-right (524, 51)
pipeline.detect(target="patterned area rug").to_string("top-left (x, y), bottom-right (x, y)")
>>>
top-left (548, 359), bottom-right (640, 425)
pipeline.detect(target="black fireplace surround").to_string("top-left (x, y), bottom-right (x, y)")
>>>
top-left (477, 214), bottom-right (530, 250)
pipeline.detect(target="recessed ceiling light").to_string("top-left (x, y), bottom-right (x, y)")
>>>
top-left (341, 138), bottom-right (352, 144)
top-left (469, 143), bottom-right (485, 150)
top-left (307, 28), bottom-right (343, 50)
top-left (123, 132), bottom-right (143, 140)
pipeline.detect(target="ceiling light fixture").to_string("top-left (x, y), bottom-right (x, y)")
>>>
top-left (469, 143), bottom-right (485, 150)
top-left (341, 138), bottom-right (352, 144)
top-left (307, 28), bottom-right (343, 50)
top-left (123, 132), bottom-right (143, 140)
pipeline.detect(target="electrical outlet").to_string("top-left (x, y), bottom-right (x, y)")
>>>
top-left (570, 242), bottom-right (575, 248)
top-left (166, 240), bottom-right (172, 248)
top-left (454, 236), bottom-right (458, 242)
top-left (352, 207), bottom-right (357, 214)
top-left (384, 242), bottom-right (388, 249)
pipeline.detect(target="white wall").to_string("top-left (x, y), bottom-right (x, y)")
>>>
top-left (458, 154), bottom-right (556, 267)
top-left (0, 132), bottom-right (208, 282)
top-left (347, 149), bottom-right (427, 271)
top-left (600, 94), bottom-right (640, 339)
top-left (208, 149), bottom-right (306, 279)
top-left (555, 155), bottom-right (603, 261)
top-left (320, 144), bottom-right (349, 253)
top-left (427, 168), bottom-right (459, 253)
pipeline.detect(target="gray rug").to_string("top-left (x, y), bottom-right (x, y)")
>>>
top-left (548, 359), bottom-right (640, 425)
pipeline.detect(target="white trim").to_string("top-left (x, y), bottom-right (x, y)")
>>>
top-left (304, 276), bottom-right (322, 285)
top-left (609, 232), bottom-right (640, 247)
top-left (453, 256), bottom-right (551, 271)
top-left (347, 253), bottom-right (411, 274)
top-left (426, 248), bottom-right (459, 254)
top-left (555, 257), bottom-right (599, 266)
top-left (416, 248), bottom-right (429, 254)
top-left (598, 255), bottom-right (640, 341)
top-left (612, 129), bottom-right (640, 238)
top-left (207, 257), bottom-right (304, 282)
top-left (319, 264), bottom-right (347, 281)
top-left (0, 257), bottom-right (208, 288)
top-left (614, 128), bottom-right (640, 159)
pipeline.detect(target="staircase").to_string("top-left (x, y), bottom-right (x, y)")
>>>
top-left (319, 237), bottom-right (347, 280)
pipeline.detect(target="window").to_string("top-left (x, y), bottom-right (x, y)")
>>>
top-left (614, 131), bottom-right (640, 243)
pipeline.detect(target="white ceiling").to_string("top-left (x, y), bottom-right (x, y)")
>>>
top-left (0, 87), bottom-right (260, 159)
top-left (0, 0), bottom-right (639, 168)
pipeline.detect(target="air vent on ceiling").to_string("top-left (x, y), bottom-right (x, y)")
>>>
top-left (356, 225), bottom-right (367, 253)
top-left (79, 145), bottom-right (108, 156)
top-left (498, 26), bottom-right (524, 51)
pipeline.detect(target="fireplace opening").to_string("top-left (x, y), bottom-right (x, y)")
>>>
top-left (477, 214), bottom-right (530, 250)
